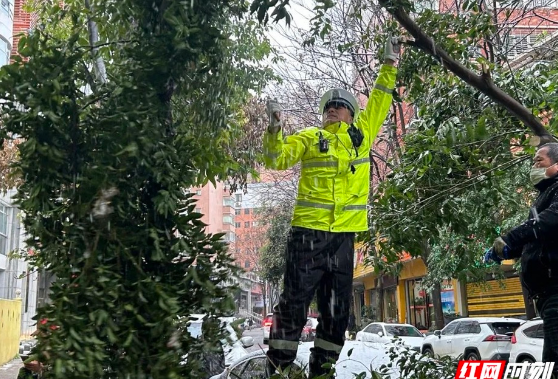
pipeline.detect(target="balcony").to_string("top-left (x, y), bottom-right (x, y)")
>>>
top-left (223, 197), bottom-right (235, 214)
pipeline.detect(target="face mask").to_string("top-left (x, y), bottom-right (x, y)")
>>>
top-left (530, 167), bottom-right (548, 185)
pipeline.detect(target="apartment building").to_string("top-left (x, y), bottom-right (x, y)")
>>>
top-left (191, 181), bottom-right (270, 314)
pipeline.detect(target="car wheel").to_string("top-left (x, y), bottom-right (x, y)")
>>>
top-left (466, 351), bottom-right (480, 360)
top-left (520, 357), bottom-right (535, 363)
top-left (423, 347), bottom-right (434, 357)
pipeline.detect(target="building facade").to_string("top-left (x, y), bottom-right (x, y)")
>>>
top-left (191, 181), bottom-right (269, 316)
top-left (0, 0), bottom-right (12, 67)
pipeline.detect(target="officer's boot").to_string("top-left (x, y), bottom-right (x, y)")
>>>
top-left (308, 348), bottom-right (336, 379)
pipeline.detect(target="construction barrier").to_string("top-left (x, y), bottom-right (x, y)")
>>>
top-left (0, 298), bottom-right (21, 365)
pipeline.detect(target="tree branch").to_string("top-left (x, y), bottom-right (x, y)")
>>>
top-left (379, 0), bottom-right (555, 144)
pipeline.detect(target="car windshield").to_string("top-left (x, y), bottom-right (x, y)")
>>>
top-left (488, 322), bottom-right (521, 335)
top-left (385, 325), bottom-right (422, 337)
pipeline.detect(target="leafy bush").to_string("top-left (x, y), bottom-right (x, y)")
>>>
top-left (376, 344), bottom-right (460, 379)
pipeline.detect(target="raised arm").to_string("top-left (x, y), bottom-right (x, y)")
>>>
top-left (356, 37), bottom-right (400, 146)
top-left (357, 65), bottom-right (397, 146)
top-left (263, 100), bottom-right (308, 170)
top-left (263, 130), bottom-right (308, 170)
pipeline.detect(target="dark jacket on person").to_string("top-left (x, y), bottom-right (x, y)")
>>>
top-left (503, 175), bottom-right (558, 298)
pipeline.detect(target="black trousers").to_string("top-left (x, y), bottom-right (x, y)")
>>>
top-left (536, 293), bottom-right (558, 377)
top-left (267, 227), bottom-right (355, 378)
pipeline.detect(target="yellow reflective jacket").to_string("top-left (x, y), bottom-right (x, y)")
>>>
top-left (263, 64), bottom-right (397, 233)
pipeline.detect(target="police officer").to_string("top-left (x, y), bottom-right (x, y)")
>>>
top-left (263, 36), bottom-right (401, 378)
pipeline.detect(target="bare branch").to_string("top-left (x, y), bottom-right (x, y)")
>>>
top-left (379, 0), bottom-right (554, 143)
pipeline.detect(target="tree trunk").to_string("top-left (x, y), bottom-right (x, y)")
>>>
top-left (377, 276), bottom-right (385, 321)
top-left (84, 0), bottom-right (107, 85)
top-left (431, 282), bottom-right (445, 330)
top-left (262, 280), bottom-right (268, 316)
top-left (421, 241), bottom-right (445, 329)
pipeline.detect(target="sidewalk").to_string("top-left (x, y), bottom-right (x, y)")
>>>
top-left (0, 358), bottom-right (22, 379)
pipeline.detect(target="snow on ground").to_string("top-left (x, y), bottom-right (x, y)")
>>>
top-left (297, 341), bottom-right (402, 378)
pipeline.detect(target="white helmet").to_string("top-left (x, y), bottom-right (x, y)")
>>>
top-left (319, 88), bottom-right (359, 118)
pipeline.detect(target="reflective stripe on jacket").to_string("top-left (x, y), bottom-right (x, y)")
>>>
top-left (263, 64), bottom-right (397, 233)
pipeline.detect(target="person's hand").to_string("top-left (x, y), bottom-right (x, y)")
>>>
top-left (266, 99), bottom-right (282, 133)
top-left (483, 248), bottom-right (502, 265)
top-left (24, 360), bottom-right (43, 373)
top-left (492, 237), bottom-right (509, 259)
top-left (384, 35), bottom-right (402, 64)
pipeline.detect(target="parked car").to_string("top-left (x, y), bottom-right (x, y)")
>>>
top-left (301, 317), bottom-right (318, 342)
top-left (421, 317), bottom-right (524, 361)
top-left (263, 313), bottom-right (273, 345)
top-left (186, 314), bottom-right (254, 367)
top-left (356, 322), bottom-right (425, 351)
top-left (209, 340), bottom-right (403, 379)
top-left (510, 318), bottom-right (544, 363)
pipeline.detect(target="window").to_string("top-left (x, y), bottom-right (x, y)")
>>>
top-left (229, 357), bottom-right (277, 379)
top-left (228, 360), bottom-right (249, 378)
top-left (0, 205), bottom-right (8, 255)
top-left (504, 33), bottom-right (542, 58)
top-left (385, 325), bottom-right (423, 337)
top-left (441, 321), bottom-right (459, 335)
top-left (0, 38), bottom-right (9, 67)
top-left (523, 324), bottom-right (540, 338)
top-left (489, 322), bottom-right (521, 335)
top-left (252, 221), bottom-right (258, 227)
top-left (223, 215), bottom-right (233, 225)
top-left (195, 207), bottom-right (202, 213)
top-left (0, 0), bottom-right (12, 19)
top-left (235, 222), bottom-right (241, 228)
top-left (235, 209), bottom-right (241, 215)
top-left (523, 0), bottom-right (558, 8)
top-left (245, 260), bottom-right (250, 268)
top-left (413, 0), bottom-right (439, 13)
top-left (536, 324), bottom-right (545, 339)
top-left (469, 322), bottom-right (481, 334)
top-left (223, 197), bottom-right (234, 207)
top-left (244, 221), bottom-right (250, 228)
top-left (235, 194), bottom-right (242, 202)
top-left (364, 324), bottom-right (382, 334)
top-left (456, 321), bottom-right (480, 334)
top-left (224, 232), bottom-right (235, 242)
top-left (196, 190), bottom-right (202, 196)
top-left (244, 208), bottom-right (250, 215)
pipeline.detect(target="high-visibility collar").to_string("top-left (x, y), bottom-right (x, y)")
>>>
top-left (323, 121), bottom-right (349, 135)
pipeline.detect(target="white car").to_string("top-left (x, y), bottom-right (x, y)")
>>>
top-left (421, 317), bottom-right (524, 361)
top-left (187, 314), bottom-right (253, 367)
top-left (262, 313), bottom-right (273, 344)
top-left (209, 341), bottom-right (403, 379)
top-left (510, 318), bottom-right (544, 363)
top-left (356, 322), bottom-right (425, 351)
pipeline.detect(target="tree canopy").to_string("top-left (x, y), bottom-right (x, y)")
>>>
top-left (0, 0), bottom-right (274, 377)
